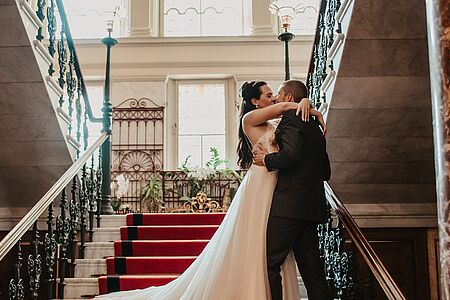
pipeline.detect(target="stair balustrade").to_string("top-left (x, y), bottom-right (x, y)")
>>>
top-left (0, 0), bottom-right (112, 298)
top-left (308, 1), bottom-right (406, 298)
top-left (2, 0), bottom-right (413, 298)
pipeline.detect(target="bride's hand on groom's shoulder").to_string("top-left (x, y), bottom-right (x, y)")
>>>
top-left (295, 98), bottom-right (311, 122)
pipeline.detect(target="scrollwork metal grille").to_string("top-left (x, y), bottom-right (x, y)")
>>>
top-left (307, 0), bottom-right (341, 109)
top-left (27, 222), bottom-right (42, 300)
top-left (111, 98), bottom-right (165, 211)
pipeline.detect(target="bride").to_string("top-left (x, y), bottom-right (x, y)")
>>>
top-left (96, 80), bottom-right (325, 300)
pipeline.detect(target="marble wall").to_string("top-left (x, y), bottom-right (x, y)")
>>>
top-left (327, 0), bottom-right (436, 209)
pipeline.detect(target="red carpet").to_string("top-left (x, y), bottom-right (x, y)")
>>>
top-left (98, 213), bottom-right (225, 294)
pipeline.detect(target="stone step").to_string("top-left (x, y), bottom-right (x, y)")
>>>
top-left (74, 259), bottom-right (106, 278)
top-left (92, 228), bottom-right (121, 242)
top-left (95, 215), bottom-right (127, 228)
top-left (84, 242), bottom-right (114, 259)
top-left (61, 278), bottom-right (98, 299)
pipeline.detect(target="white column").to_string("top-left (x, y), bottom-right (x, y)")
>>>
top-left (250, 0), bottom-right (278, 36)
top-left (128, 0), bottom-right (152, 37)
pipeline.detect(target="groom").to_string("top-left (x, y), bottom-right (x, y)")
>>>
top-left (253, 80), bottom-right (331, 300)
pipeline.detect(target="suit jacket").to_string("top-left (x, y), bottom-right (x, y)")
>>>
top-left (264, 110), bottom-right (331, 222)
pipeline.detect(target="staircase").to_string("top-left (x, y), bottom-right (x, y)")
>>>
top-left (66, 212), bottom-right (309, 298)
top-left (65, 213), bottom-right (222, 298)
top-left (0, 0), bottom-right (81, 215)
top-left (0, 0), bottom-right (438, 298)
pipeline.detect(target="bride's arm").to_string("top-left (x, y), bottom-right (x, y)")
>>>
top-left (243, 98), bottom-right (310, 127)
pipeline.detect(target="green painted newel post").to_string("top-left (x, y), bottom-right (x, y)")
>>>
top-left (100, 22), bottom-right (118, 215)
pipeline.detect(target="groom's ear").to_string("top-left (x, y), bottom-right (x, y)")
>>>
top-left (287, 93), bottom-right (294, 102)
top-left (251, 98), bottom-right (258, 106)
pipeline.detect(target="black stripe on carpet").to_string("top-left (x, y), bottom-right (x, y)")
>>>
top-left (127, 226), bottom-right (138, 240)
top-left (114, 257), bottom-right (127, 274)
top-left (121, 240), bottom-right (133, 256)
top-left (132, 213), bottom-right (143, 225)
top-left (107, 275), bottom-right (120, 293)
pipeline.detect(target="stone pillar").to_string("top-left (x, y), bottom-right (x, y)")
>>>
top-left (128, 0), bottom-right (153, 37)
top-left (250, 0), bottom-right (277, 35)
top-left (425, 0), bottom-right (450, 298)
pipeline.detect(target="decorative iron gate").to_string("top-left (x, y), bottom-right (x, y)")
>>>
top-left (111, 97), bottom-right (164, 212)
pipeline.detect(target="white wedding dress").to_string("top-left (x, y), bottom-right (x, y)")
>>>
top-left (96, 122), bottom-right (300, 300)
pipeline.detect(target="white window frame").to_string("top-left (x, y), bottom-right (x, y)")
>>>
top-left (64, 0), bottom-right (130, 39)
top-left (165, 77), bottom-right (238, 170)
top-left (158, 0), bottom-right (246, 37)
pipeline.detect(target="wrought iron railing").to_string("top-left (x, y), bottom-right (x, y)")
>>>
top-left (324, 184), bottom-right (406, 299)
top-left (308, 0), bottom-right (406, 299)
top-left (111, 170), bottom-right (245, 213)
top-left (1, 133), bottom-right (107, 299)
top-left (2, 0), bottom-right (111, 299)
top-left (307, 0), bottom-right (342, 110)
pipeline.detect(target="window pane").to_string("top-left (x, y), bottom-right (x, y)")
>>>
top-left (291, 1), bottom-right (320, 35)
top-left (178, 134), bottom-right (226, 168)
top-left (178, 135), bottom-right (202, 167)
top-left (64, 0), bottom-right (127, 38)
top-left (164, 0), bottom-right (243, 36)
top-left (178, 83), bottom-right (226, 167)
top-left (178, 84), bottom-right (225, 135)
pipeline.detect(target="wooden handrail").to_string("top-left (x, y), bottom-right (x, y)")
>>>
top-left (0, 133), bottom-right (108, 261)
top-left (324, 182), bottom-right (406, 300)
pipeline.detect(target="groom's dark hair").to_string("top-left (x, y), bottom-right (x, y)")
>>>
top-left (281, 80), bottom-right (308, 103)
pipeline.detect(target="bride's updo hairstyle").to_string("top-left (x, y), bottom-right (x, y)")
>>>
top-left (237, 80), bottom-right (267, 169)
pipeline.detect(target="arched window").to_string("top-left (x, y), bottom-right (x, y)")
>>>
top-left (163, 0), bottom-right (245, 37)
top-left (290, 4), bottom-right (320, 36)
top-left (64, 0), bottom-right (128, 38)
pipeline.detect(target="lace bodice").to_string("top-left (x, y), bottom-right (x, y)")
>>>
top-left (254, 119), bottom-right (279, 154)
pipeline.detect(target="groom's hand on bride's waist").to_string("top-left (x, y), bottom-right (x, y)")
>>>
top-left (252, 143), bottom-right (268, 166)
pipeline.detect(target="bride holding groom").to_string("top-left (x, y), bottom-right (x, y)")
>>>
top-left (96, 79), bottom-right (331, 299)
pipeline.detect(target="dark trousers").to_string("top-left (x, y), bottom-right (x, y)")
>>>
top-left (266, 215), bottom-right (330, 300)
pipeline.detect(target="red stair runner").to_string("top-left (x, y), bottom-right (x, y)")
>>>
top-left (98, 213), bottom-right (225, 294)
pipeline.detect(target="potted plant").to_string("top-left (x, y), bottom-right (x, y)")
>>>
top-left (140, 175), bottom-right (164, 212)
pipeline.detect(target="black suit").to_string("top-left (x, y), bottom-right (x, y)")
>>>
top-left (264, 110), bottom-right (331, 300)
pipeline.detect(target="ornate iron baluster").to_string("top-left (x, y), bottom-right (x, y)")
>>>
top-left (9, 241), bottom-right (24, 300)
top-left (66, 53), bottom-right (76, 134)
top-left (28, 221), bottom-right (42, 299)
top-left (79, 165), bottom-right (88, 258)
top-left (69, 178), bottom-right (79, 277)
top-left (331, 221), bottom-right (349, 298)
top-left (88, 155), bottom-right (96, 240)
top-left (46, 0), bottom-right (56, 76)
top-left (57, 187), bottom-right (70, 298)
top-left (57, 26), bottom-right (67, 108)
top-left (75, 80), bottom-right (82, 149)
top-left (96, 149), bottom-right (103, 227)
top-left (83, 97), bottom-right (89, 151)
top-left (35, 0), bottom-right (45, 41)
top-left (319, 215), bottom-right (351, 298)
top-left (45, 203), bottom-right (57, 299)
